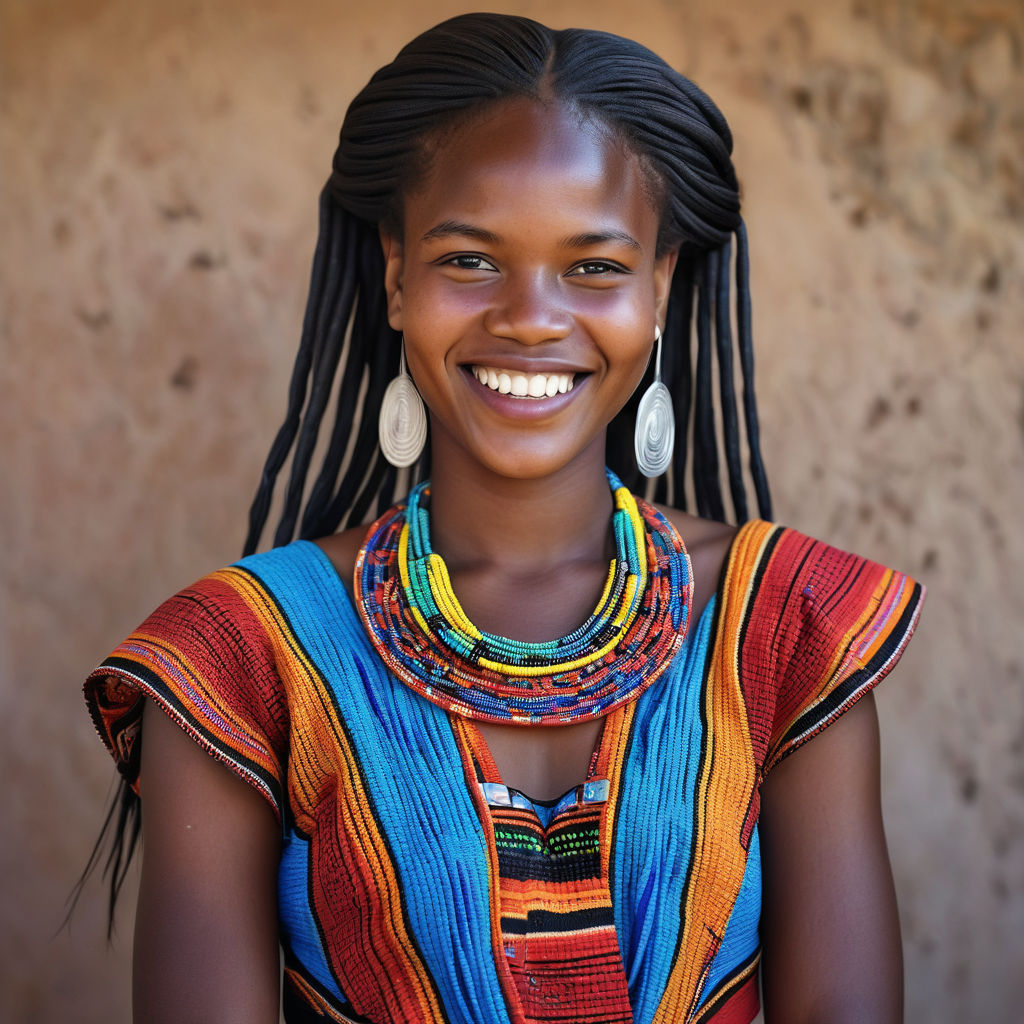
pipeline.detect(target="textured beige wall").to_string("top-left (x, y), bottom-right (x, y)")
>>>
top-left (2, 0), bottom-right (1022, 1021)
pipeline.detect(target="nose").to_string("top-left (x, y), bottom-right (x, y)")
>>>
top-left (483, 270), bottom-right (573, 346)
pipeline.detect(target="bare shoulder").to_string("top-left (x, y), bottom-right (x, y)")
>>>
top-left (654, 505), bottom-right (739, 622)
top-left (313, 524), bottom-right (371, 598)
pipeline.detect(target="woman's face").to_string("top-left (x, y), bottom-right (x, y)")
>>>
top-left (381, 97), bottom-right (677, 481)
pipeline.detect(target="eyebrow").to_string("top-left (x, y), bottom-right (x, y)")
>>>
top-left (421, 220), bottom-right (500, 244)
top-left (560, 230), bottom-right (642, 252)
top-left (421, 220), bottom-right (642, 251)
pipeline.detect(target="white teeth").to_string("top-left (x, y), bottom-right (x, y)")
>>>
top-left (470, 365), bottom-right (577, 398)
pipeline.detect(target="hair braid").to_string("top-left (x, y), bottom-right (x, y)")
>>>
top-left (714, 241), bottom-right (748, 522)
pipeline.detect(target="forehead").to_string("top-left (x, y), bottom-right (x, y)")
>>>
top-left (403, 98), bottom-right (661, 245)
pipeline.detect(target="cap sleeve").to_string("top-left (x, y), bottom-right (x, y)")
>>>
top-left (83, 569), bottom-right (288, 821)
top-left (759, 528), bottom-right (925, 774)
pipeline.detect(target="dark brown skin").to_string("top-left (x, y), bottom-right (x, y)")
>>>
top-left (134, 97), bottom-right (903, 1022)
top-left (136, 701), bottom-right (281, 1023)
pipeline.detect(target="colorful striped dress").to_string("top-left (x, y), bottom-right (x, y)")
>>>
top-left (84, 518), bottom-right (923, 1024)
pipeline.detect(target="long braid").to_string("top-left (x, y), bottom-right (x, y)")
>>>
top-left (693, 251), bottom-right (724, 520)
top-left (714, 240), bottom-right (748, 522)
top-left (736, 222), bottom-right (772, 519)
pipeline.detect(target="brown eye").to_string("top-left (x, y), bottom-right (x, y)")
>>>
top-left (568, 261), bottom-right (626, 276)
top-left (445, 254), bottom-right (498, 272)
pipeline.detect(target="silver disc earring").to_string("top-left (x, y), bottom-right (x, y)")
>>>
top-left (634, 326), bottom-right (675, 478)
top-left (378, 341), bottom-right (427, 468)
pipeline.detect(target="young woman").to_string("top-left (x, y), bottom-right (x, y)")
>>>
top-left (84, 13), bottom-right (924, 1024)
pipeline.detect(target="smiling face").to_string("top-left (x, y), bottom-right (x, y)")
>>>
top-left (381, 97), bottom-right (677, 482)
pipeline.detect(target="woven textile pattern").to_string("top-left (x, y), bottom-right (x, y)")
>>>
top-left (84, 519), bottom-right (923, 1024)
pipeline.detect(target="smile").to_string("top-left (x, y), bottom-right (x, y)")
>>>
top-left (469, 365), bottom-right (576, 398)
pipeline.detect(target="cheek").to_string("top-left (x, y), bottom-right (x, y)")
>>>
top-left (579, 295), bottom-right (656, 374)
top-left (402, 275), bottom-right (484, 347)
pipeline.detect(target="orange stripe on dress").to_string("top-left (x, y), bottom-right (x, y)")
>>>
top-left (653, 520), bottom-right (770, 1023)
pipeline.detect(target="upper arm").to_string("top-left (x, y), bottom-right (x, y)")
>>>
top-left (758, 692), bottom-right (903, 1024)
top-left (134, 699), bottom-right (282, 1024)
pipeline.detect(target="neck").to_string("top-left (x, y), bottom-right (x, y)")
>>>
top-left (427, 436), bottom-right (615, 576)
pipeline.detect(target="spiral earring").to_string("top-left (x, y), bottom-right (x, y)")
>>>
top-left (634, 326), bottom-right (675, 478)
top-left (378, 341), bottom-right (427, 468)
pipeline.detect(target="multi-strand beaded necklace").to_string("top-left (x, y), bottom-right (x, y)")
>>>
top-left (355, 469), bottom-right (692, 724)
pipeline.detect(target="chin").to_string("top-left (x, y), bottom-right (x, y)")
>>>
top-left (466, 437), bottom-right (604, 483)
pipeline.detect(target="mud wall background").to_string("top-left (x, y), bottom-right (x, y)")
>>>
top-left (1, 0), bottom-right (1022, 1020)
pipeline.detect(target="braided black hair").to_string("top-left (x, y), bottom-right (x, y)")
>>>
top-left (243, 11), bottom-right (771, 555)
top-left (82, 12), bottom-right (773, 932)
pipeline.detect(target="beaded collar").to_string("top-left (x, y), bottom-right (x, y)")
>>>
top-left (354, 469), bottom-right (692, 725)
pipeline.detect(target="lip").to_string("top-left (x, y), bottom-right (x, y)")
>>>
top-left (459, 364), bottom-right (589, 419)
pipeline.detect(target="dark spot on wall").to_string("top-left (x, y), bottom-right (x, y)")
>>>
top-left (790, 85), bottom-right (813, 112)
top-left (848, 205), bottom-right (868, 227)
top-left (978, 503), bottom-right (1005, 548)
top-left (170, 356), bottom-right (199, 391)
top-left (895, 309), bottom-right (920, 329)
top-left (297, 84), bottom-right (320, 120)
top-left (857, 502), bottom-right (874, 523)
top-left (881, 489), bottom-right (914, 525)
top-left (53, 219), bottom-right (71, 245)
top-left (950, 108), bottom-right (987, 148)
top-left (811, 463), bottom-right (824, 480)
top-left (906, 395), bottom-right (922, 415)
top-left (922, 548), bottom-right (938, 572)
top-left (189, 249), bottom-right (225, 270)
top-left (991, 875), bottom-right (1009, 900)
top-left (980, 263), bottom-right (1001, 293)
top-left (959, 773), bottom-right (979, 803)
top-left (160, 201), bottom-right (200, 222)
top-left (866, 394), bottom-right (891, 428)
top-left (997, 153), bottom-right (1024, 221)
top-left (976, 309), bottom-right (991, 331)
top-left (75, 307), bottom-right (111, 330)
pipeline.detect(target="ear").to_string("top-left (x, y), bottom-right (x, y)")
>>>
top-left (653, 247), bottom-right (680, 326)
top-left (380, 228), bottom-right (405, 331)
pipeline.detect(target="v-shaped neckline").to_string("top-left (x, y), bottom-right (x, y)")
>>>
top-left (460, 713), bottom-right (614, 813)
